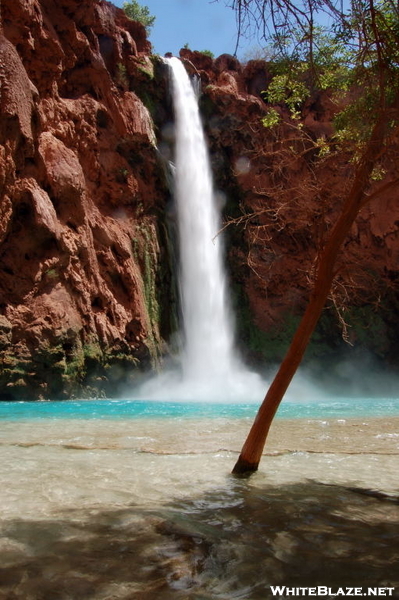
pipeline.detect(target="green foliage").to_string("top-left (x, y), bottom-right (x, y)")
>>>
top-left (116, 62), bottom-right (128, 88)
top-left (260, 3), bottom-right (399, 164)
top-left (116, 167), bottom-right (129, 184)
top-left (137, 57), bottom-right (154, 80)
top-left (261, 107), bottom-right (280, 128)
top-left (181, 44), bottom-right (214, 58)
top-left (330, 1), bottom-right (399, 146)
top-left (200, 49), bottom-right (215, 59)
top-left (333, 92), bottom-right (378, 146)
top-left (315, 136), bottom-right (331, 157)
top-left (132, 222), bottom-right (161, 362)
top-left (259, 26), bottom-right (354, 127)
top-left (232, 0), bottom-right (399, 148)
top-left (45, 267), bottom-right (59, 280)
top-left (136, 89), bottom-right (157, 121)
top-left (122, 1), bottom-right (155, 34)
top-left (83, 342), bottom-right (103, 363)
top-left (263, 66), bottom-right (310, 120)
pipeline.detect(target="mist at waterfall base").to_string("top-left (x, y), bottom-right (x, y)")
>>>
top-left (134, 57), bottom-right (268, 403)
top-left (2, 62), bottom-right (399, 600)
top-left (132, 58), bottom-right (394, 405)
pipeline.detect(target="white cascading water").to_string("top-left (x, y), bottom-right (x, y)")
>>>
top-left (137, 57), bottom-right (265, 400)
top-left (169, 57), bottom-right (236, 382)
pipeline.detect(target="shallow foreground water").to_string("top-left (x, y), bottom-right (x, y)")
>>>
top-left (1, 399), bottom-right (399, 599)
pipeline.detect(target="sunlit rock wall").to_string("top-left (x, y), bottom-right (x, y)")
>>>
top-left (0, 0), bottom-right (174, 399)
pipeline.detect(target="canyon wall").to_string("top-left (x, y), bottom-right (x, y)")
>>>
top-left (1, 1), bottom-right (398, 399)
top-left (0, 0), bottom-right (175, 399)
top-left (179, 50), bottom-right (399, 390)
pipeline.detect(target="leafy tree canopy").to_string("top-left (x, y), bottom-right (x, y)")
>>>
top-left (122, 1), bottom-right (155, 34)
top-left (234, 0), bottom-right (399, 163)
top-left (226, 0), bottom-right (399, 138)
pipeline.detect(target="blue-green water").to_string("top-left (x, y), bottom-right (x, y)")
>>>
top-left (1, 396), bottom-right (399, 421)
top-left (1, 395), bottom-right (398, 599)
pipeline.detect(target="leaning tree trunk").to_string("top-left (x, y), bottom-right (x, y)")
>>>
top-left (232, 113), bottom-right (391, 475)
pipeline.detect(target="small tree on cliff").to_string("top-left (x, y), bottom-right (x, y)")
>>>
top-left (122, 1), bottom-right (155, 34)
top-left (219, 0), bottom-right (399, 474)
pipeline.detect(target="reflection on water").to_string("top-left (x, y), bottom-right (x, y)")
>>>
top-left (0, 416), bottom-right (398, 599)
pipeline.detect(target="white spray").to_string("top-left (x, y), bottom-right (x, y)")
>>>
top-left (136, 57), bottom-right (265, 401)
top-left (169, 57), bottom-right (236, 381)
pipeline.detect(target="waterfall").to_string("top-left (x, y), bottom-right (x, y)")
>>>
top-left (168, 57), bottom-right (236, 382)
top-left (136, 57), bottom-right (265, 401)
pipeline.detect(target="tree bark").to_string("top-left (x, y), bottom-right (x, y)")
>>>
top-left (232, 113), bottom-right (390, 475)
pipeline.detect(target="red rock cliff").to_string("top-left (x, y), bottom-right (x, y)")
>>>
top-left (1, 3), bottom-right (398, 400)
top-left (0, 0), bottom-right (173, 399)
top-left (179, 50), bottom-right (399, 386)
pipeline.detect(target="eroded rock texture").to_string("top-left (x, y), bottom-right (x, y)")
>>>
top-left (179, 50), bottom-right (399, 388)
top-left (0, 0), bottom-right (173, 399)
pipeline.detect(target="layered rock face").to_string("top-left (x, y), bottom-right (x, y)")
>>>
top-left (1, 2), bottom-right (398, 400)
top-left (180, 50), bottom-right (399, 385)
top-left (0, 0), bottom-right (173, 399)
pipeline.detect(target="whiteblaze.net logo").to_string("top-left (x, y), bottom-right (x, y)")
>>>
top-left (270, 587), bottom-right (396, 597)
